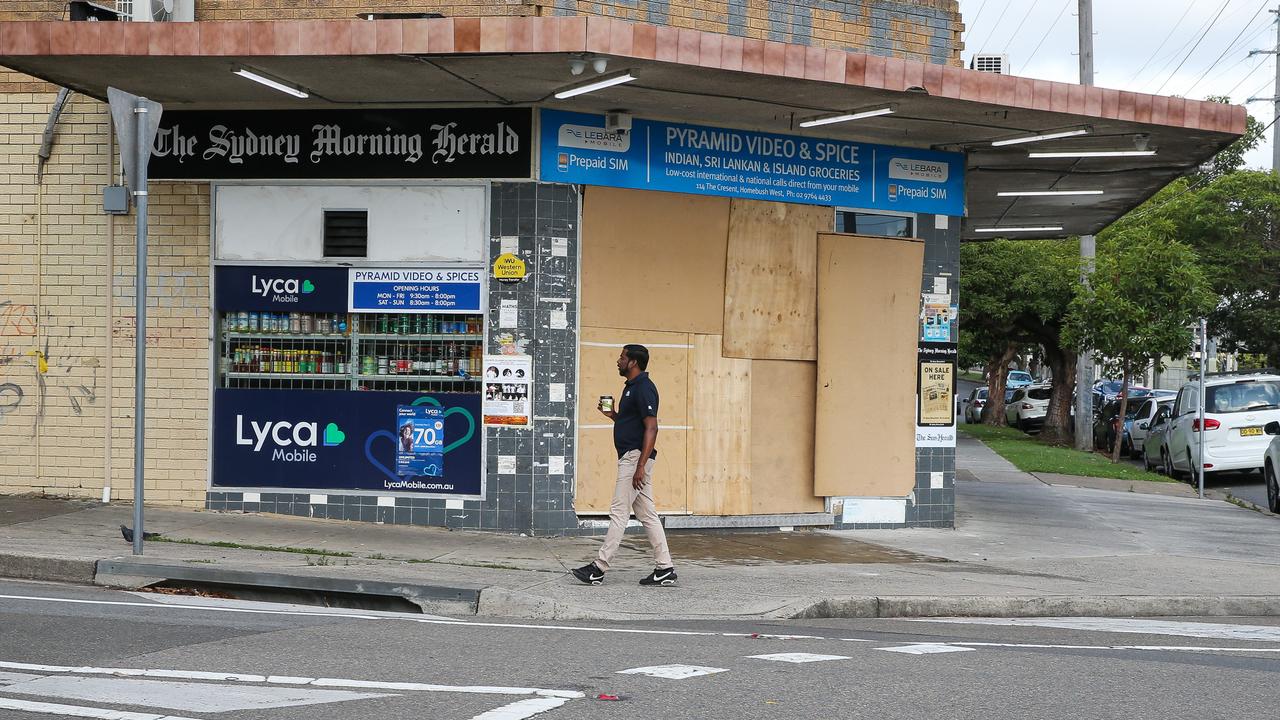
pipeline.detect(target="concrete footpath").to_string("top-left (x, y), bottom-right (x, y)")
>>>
top-left (3, 435), bottom-right (1280, 621)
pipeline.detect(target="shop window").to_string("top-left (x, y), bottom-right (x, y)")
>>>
top-left (835, 210), bottom-right (914, 238)
top-left (323, 210), bottom-right (368, 258)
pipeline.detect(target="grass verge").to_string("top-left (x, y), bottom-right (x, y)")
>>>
top-left (958, 423), bottom-right (1177, 483)
top-left (958, 371), bottom-right (985, 383)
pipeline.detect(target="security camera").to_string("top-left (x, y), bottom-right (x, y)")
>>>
top-left (605, 111), bottom-right (632, 134)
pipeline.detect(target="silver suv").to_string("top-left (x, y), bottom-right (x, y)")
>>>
top-left (1164, 372), bottom-right (1280, 480)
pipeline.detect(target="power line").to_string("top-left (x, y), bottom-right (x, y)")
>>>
top-left (1001, 0), bottom-right (1044, 54)
top-left (963, 0), bottom-right (991, 43)
top-left (1142, 3), bottom-right (1239, 90)
top-left (1200, 20), bottom-right (1277, 93)
top-left (1186, 2), bottom-right (1271, 96)
top-left (1225, 54), bottom-right (1272, 98)
top-left (1018, 0), bottom-right (1073, 74)
top-left (974, 0), bottom-right (1015, 53)
top-left (1154, 0), bottom-right (1235, 95)
top-left (1130, 4), bottom-right (1196, 81)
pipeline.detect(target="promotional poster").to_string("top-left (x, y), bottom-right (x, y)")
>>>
top-left (482, 355), bottom-right (532, 426)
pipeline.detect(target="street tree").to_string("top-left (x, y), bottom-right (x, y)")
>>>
top-left (1065, 227), bottom-right (1215, 461)
top-left (960, 240), bottom-right (1078, 434)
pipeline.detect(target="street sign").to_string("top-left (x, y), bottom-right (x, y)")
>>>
top-left (107, 87), bottom-right (162, 193)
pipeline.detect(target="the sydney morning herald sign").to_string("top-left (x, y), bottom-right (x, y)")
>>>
top-left (149, 108), bottom-right (532, 180)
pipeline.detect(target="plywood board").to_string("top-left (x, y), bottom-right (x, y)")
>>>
top-left (688, 334), bottom-right (753, 516)
top-left (750, 360), bottom-right (825, 514)
top-left (576, 327), bottom-right (690, 513)
top-left (581, 187), bottom-right (730, 335)
top-left (722, 200), bottom-right (831, 361)
top-left (814, 234), bottom-right (923, 498)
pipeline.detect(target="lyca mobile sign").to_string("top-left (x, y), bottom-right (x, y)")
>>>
top-left (539, 110), bottom-right (964, 216)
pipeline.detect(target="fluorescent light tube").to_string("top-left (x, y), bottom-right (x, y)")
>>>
top-left (798, 106), bottom-right (895, 128)
top-left (973, 226), bottom-right (1064, 233)
top-left (991, 128), bottom-right (1089, 146)
top-left (997, 190), bottom-right (1104, 197)
top-left (233, 68), bottom-right (309, 99)
top-left (554, 71), bottom-right (637, 99)
top-left (1028, 150), bottom-right (1157, 158)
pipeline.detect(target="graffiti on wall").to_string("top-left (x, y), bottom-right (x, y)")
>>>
top-left (0, 301), bottom-right (99, 435)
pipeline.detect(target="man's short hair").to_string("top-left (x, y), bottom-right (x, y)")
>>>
top-left (623, 344), bottom-right (649, 371)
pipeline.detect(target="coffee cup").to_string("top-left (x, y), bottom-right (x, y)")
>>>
top-left (600, 395), bottom-right (614, 412)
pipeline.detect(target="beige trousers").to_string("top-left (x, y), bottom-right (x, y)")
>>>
top-left (595, 449), bottom-right (673, 571)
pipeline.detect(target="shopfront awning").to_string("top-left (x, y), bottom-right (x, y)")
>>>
top-left (0, 17), bottom-right (1245, 240)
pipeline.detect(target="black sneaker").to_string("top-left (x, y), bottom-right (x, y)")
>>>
top-left (639, 567), bottom-right (678, 586)
top-left (572, 562), bottom-right (605, 585)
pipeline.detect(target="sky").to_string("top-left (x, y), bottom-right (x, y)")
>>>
top-left (957, 0), bottom-right (1277, 169)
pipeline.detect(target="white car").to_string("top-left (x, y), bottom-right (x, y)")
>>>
top-left (1127, 396), bottom-right (1175, 459)
top-left (1261, 424), bottom-right (1280, 512)
top-left (1165, 372), bottom-right (1280, 482)
top-left (1005, 384), bottom-right (1051, 432)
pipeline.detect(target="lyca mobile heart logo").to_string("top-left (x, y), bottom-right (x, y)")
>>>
top-left (302, 279), bottom-right (315, 293)
top-left (323, 422), bottom-right (345, 446)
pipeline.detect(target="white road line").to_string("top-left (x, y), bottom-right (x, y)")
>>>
top-left (748, 653), bottom-right (851, 663)
top-left (876, 643), bottom-right (974, 655)
top-left (2, 676), bottom-right (391, 712)
top-left (0, 663), bottom-right (583, 700)
top-left (0, 697), bottom-right (201, 720)
top-left (951, 642), bottom-right (1280, 653)
top-left (468, 697), bottom-right (570, 720)
top-left (913, 617), bottom-right (1280, 642)
top-left (616, 665), bottom-right (728, 680)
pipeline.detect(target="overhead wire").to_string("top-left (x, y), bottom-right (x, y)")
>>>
top-left (1185, 2), bottom-right (1271, 96)
top-left (1130, 3), bottom-right (1197, 82)
top-left (963, 0), bottom-right (991, 43)
top-left (1017, 0), bottom-right (1073, 75)
top-left (1154, 0), bottom-right (1236, 95)
top-left (974, 0), bottom-right (1015, 54)
top-left (1142, 3), bottom-right (1239, 90)
top-left (1000, 0), bottom-right (1044, 54)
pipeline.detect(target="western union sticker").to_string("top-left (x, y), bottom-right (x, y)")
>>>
top-left (493, 253), bottom-right (526, 283)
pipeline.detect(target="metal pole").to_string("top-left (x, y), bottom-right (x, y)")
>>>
top-left (1197, 318), bottom-right (1207, 499)
top-left (1273, 7), bottom-right (1280, 173)
top-left (1074, 234), bottom-right (1095, 450)
top-left (1074, 1), bottom-right (1096, 451)
top-left (132, 98), bottom-right (149, 555)
top-left (1078, 0), bottom-right (1094, 87)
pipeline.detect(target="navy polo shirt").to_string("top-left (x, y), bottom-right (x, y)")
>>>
top-left (614, 372), bottom-right (659, 459)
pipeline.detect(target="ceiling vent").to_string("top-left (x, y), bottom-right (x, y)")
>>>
top-left (970, 54), bottom-right (1010, 75)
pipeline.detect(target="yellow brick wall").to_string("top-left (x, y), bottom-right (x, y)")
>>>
top-left (0, 73), bottom-right (211, 507)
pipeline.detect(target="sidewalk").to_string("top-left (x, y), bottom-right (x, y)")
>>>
top-left (3, 435), bottom-right (1280, 620)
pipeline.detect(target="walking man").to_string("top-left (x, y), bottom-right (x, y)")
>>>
top-left (573, 344), bottom-right (677, 586)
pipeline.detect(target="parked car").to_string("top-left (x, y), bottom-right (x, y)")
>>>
top-left (962, 387), bottom-right (988, 424)
top-left (1005, 384), bottom-right (1051, 432)
top-left (1164, 371), bottom-right (1280, 482)
top-left (1091, 380), bottom-right (1152, 416)
top-left (1006, 370), bottom-right (1034, 389)
top-left (1127, 396), bottom-right (1175, 458)
top-left (1142, 403), bottom-right (1176, 473)
top-left (1092, 399), bottom-right (1145, 455)
top-left (1261, 422), bottom-right (1280, 512)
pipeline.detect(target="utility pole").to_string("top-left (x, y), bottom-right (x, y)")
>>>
top-left (1074, 0), bottom-right (1096, 451)
top-left (1247, 6), bottom-right (1280, 173)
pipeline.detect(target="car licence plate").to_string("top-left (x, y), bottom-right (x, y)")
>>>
top-left (1240, 426), bottom-right (1263, 437)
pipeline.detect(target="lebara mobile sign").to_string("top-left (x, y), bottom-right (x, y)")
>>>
top-left (538, 109), bottom-right (965, 216)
